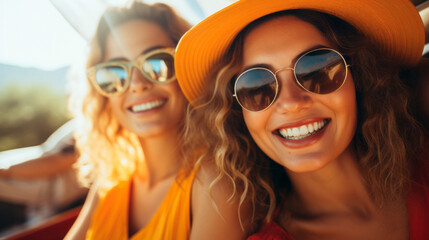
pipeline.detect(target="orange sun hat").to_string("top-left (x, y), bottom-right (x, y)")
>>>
top-left (175, 0), bottom-right (425, 104)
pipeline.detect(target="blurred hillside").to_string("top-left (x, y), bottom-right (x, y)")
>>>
top-left (0, 64), bottom-right (72, 151)
top-left (0, 64), bottom-right (69, 93)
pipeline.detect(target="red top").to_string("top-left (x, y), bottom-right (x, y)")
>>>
top-left (247, 220), bottom-right (294, 240)
top-left (407, 161), bottom-right (429, 240)
top-left (248, 159), bottom-right (429, 240)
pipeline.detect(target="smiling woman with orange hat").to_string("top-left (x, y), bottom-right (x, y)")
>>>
top-left (175, 0), bottom-right (429, 239)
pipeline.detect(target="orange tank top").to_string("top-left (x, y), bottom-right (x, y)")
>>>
top-left (85, 169), bottom-right (197, 240)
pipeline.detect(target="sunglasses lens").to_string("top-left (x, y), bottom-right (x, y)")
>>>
top-left (95, 66), bottom-right (128, 95)
top-left (295, 49), bottom-right (347, 94)
top-left (235, 68), bottom-right (277, 111)
top-left (142, 52), bottom-right (175, 83)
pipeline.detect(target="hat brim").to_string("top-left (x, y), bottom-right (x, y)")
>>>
top-left (176, 0), bottom-right (425, 103)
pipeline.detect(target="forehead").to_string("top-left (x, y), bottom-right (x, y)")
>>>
top-left (104, 19), bottom-right (175, 60)
top-left (242, 15), bottom-right (334, 65)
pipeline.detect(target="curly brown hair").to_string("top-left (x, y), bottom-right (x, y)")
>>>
top-left (182, 9), bottom-right (425, 223)
top-left (68, 1), bottom-right (191, 192)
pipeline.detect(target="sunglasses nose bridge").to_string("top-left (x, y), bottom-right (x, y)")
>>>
top-left (128, 62), bottom-right (147, 81)
top-left (128, 63), bottom-right (154, 90)
top-left (274, 67), bottom-right (294, 76)
top-left (128, 63), bottom-right (138, 79)
top-left (274, 67), bottom-right (297, 89)
top-left (271, 66), bottom-right (313, 113)
top-left (126, 64), bottom-right (140, 83)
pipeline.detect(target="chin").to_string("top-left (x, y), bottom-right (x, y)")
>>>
top-left (279, 154), bottom-right (332, 173)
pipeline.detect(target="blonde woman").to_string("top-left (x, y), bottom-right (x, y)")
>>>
top-left (65, 2), bottom-right (251, 239)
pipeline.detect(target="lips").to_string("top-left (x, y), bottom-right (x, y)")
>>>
top-left (276, 119), bottom-right (330, 140)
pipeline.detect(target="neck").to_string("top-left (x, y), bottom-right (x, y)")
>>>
top-left (286, 146), bottom-right (377, 218)
top-left (135, 130), bottom-right (183, 188)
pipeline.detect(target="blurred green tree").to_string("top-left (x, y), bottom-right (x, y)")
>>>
top-left (0, 84), bottom-right (71, 151)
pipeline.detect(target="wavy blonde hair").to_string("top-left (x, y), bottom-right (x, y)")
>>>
top-left (181, 32), bottom-right (281, 226)
top-left (69, 1), bottom-right (191, 193)
top-left (182, 9), bottom-right (425, 224)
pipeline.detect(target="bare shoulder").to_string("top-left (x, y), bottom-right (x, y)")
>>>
top-left (192, 161), bottom-right (241, 206)
top-left (193, 161), bottom-right (228, 189)
top-left (190, 161), bottom-right (254, 240)
top-left (64, 181), bottom-right (100, 240)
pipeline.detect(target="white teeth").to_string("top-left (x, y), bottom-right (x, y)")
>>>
top-left (131, 99), bottom-right (165, 112)
top-left (278, 120), bottom-right (328, 140)
top-left (300, 126), bottom-right (308, 135)
top-left (292, 128), bottom-right (300, 137)
top-left (308, 124), bottom-right (314, 133)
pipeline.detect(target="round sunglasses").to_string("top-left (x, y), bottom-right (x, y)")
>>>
top-left (87, 48), bottom-right (176, 97)
top-left (233, 48), bottom-right (350, 112)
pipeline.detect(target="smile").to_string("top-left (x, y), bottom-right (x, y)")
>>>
top-left (277, 119), bottom-right (329, 140)
top-left (130, 99), bottom-right (167, 113)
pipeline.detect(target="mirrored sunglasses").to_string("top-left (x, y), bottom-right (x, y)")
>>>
top-left (87, 48), bottom-right (176, 97)
top-left (233, 48), bottom-right (350, 112)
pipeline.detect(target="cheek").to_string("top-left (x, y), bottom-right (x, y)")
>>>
top-left (169, 85), bottom-right (187, 112)
top-left (108, 98), bottom-right (125, 121)
top-left (242, 111), bottom-right (262, 136)
top-left (344, 77), bottom-right (357, 116)
top-left (331, 76), bottom-right (357, 142)
top-left (243, 111), bottom-right (283, 164)
top-left (337, 79), bottom-right (356, 114)
top-left (173, 98), bottom-right (187, 121)
top-left (243, 111), bottom-right (270, 148)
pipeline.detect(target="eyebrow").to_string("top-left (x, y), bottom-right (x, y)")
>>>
top-left (106, 45), bottom-right (170, 62)
top-left (141, 45), bottom-right (168, 55)
top-left (242, 44), bottom-right (329, 72)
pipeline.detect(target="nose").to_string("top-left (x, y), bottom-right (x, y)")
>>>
top-left (129, 66), bottom-right (153, 93)
top-left (273, 70), bottom-right (312, 114)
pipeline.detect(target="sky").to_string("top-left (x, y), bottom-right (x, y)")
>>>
top-left (0, 0), bottom-right (87, 71)
top-left (0, 0), bottom-right (233, 71)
